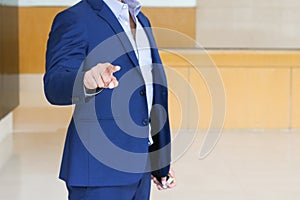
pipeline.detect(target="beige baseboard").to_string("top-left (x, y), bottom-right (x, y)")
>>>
top-left (0, 113), bottom-right (13, 142)
top-left (0, 114), bottom-right (13, 170)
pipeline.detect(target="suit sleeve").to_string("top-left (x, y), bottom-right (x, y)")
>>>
top-left (44, 10), bottom-right (89, 105)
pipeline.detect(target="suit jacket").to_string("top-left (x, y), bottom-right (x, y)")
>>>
top-left (44, 0), bottom-right (171, 187)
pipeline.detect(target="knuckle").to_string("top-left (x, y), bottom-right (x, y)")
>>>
top-left (85, 71), bottom-right (91, 77)
top-left (98, 79), bottom-right (104, 86)
top-left (91, 67), bottom-right (98, 73)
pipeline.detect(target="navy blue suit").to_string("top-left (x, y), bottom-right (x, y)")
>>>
top-left (44, 0), bottom-right (171, 188)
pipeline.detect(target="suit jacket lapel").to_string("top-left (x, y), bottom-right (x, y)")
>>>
top-left (137, 14), bottom-right (164, 65)
top-left (138, 14), bottom-right (167, 89)
top-left (87, 0), bottom-right (140, 69)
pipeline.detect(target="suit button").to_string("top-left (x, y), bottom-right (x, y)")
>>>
top-left (142, 119), bottom-right (149, 126)
top-left (140, 90), bottom-right (146, 96)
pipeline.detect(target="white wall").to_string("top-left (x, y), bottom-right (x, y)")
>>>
top-left (13, 75), bottom-right (74, 133)
top-left (19, 75), bottom-right (51, 107)
top-left (1, 0), bottom-right (197, 7)
top-left (0, 113), bottom-right (13, 142)
top-left (197, 0), bottom-right (300, 49)
top-left (0, 113), bottom-right (13, 170)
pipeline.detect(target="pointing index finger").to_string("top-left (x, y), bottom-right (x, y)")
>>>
top-left (111, 65), bottom-right (121, 73)
top-left (104, 65), bottom-right (121, 77)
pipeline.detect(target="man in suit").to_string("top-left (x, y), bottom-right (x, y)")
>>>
top-left (44, 0), bottom-right (175, 199)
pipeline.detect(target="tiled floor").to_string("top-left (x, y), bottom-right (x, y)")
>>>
top-left (0, 130), bottom-right (299, 200)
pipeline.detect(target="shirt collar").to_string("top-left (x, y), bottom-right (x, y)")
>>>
top-left (103, 0), bottom-right (142, 18)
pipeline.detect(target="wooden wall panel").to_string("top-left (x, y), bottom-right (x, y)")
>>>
top-left (209, 51), bottom-right (300, 68)
top-left (220, 68), bottom-right (290, 129)
top-left (189, 67), bottom-right (212, 129)
top-left (165, 66), bottom-right (189, 130)
top-left (160, 50), bottom-right (299, 130)
top-left (19, 7), bottom-right (65, 73)
top-left (142, 8), bottom-right (196, 48)
top-left (292, 68), bottom-right (300, 129)
top-left (18, 7), bottom-right (196, 73)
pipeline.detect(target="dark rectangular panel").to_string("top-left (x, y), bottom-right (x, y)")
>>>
top-left (0, 3), bottom-right (19, 119)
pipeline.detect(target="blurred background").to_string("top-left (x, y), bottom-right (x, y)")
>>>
top-left (0, 0), bottom-right (299, 199)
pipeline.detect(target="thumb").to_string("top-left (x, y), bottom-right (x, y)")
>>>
top-left (161, 177), bottom-right (167, 188)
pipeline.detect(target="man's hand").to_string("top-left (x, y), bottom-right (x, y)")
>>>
top-left (152, 168), bottom-right (176, 190)
top-left (84, 63), bottom-right (121, 90)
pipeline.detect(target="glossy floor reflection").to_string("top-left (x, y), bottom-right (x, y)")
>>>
top-left (0, 130), bottom-right (299, 200)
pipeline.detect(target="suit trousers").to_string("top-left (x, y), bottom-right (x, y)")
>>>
top-left (66, 173), bottom-right (151, 200)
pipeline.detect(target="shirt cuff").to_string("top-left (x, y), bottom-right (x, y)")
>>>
top-left (84, 86), bottom-right (103, 97)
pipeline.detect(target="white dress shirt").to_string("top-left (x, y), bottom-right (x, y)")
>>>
top-left (103, 0), bottom-right (154, 145)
